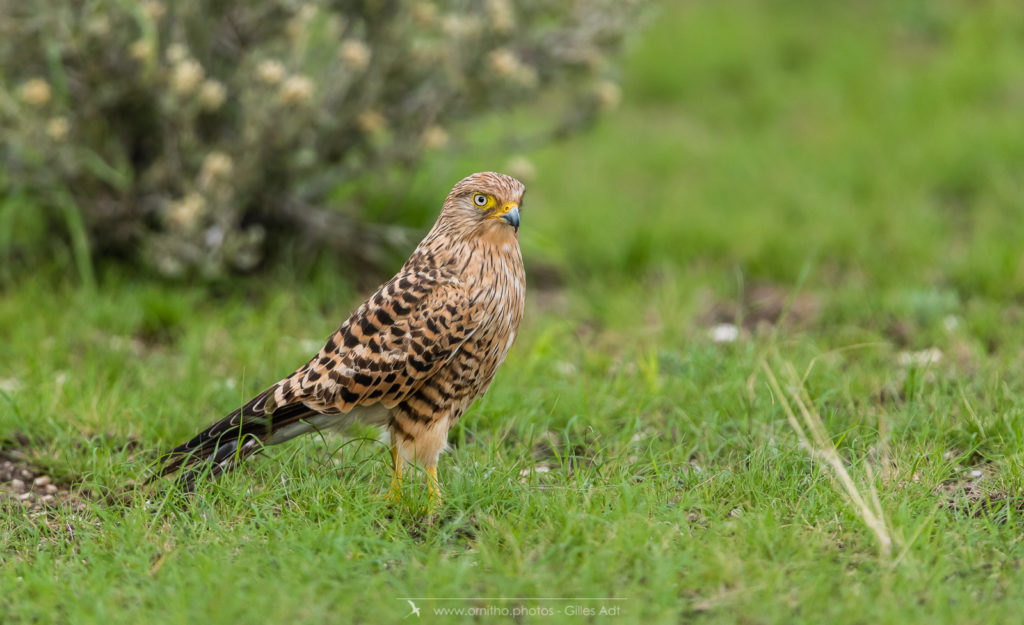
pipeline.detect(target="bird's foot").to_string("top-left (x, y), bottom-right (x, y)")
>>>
top-left (425, 465), bottom-right (443, 512)
top-left (384, 476), bottom-right (403, 502)
top-left (382, 444), bottom-right (403, 502)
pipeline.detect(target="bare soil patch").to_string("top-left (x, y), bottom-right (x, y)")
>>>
top-left (0, 447), bottom-right (84, 514)
top-left (936, 465), bottom-right (1024, 521)
top-left (0, 432), bottom-right (140, 515)
top-left (703, 282), bottom-right (821, 331)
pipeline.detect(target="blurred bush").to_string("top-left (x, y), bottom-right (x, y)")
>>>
top-left (0, 0), bottom-right (640, 279)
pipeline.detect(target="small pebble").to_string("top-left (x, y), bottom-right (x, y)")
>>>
top-left (41, 495), bottom-right (55, 504)
top-left (709, 323), bottom-right (740, 343)
top-left (45, 484), bottom-right (58, 494)
top-left (11, 478), bottom-right (24, 490)
top-left (969, 470), bottom-right (983, 479)
top-left (33, 476), bottom-right (51, 488)
top-left (18, 492), bottom-right (32, 501)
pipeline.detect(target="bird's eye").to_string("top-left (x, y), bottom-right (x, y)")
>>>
top-left (473, 194), bottom-right (488, 207)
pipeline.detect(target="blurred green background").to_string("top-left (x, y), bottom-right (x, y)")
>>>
top-left (527, 0), bottom-right (1024, 296)
top-left (6, 1), bottom-right (1024, 623)
top-left (5, 0), bottom-right (1024, 302)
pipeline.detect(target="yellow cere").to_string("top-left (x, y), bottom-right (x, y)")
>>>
top-left (489, 201), bottom-right (517, 219)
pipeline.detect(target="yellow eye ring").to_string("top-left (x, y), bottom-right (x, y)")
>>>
top-left (473, 193), bottom-right (488, 207)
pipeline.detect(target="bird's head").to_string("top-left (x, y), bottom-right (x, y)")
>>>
top-left (440, 172), bottom-right (525, 239)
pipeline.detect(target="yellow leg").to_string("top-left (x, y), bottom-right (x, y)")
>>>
top-left (386, 445), bottom-right (403, 500)
top-left (426, 465), bottom-right (442, 507)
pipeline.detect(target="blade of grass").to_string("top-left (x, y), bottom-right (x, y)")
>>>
top-left (762, 358), bottom-right (894, 560)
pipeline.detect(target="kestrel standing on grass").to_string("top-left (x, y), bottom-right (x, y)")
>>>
top-left (157, 172), bottom-right (526, 504)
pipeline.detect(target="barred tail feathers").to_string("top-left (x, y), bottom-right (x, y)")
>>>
top-left (156, 385), bottom-right (319, 489)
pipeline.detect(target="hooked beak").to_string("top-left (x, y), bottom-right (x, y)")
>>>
top-left (501, 204), bottom-right (520, 232)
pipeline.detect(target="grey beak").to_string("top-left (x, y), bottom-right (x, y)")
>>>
top-left (502, 205), bottom-right (520, 232)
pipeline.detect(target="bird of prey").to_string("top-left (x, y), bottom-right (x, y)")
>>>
top-left (157, 172), bottom-right (526, 504)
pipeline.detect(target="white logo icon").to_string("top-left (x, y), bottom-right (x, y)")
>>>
top-left (404, 600), bottom-right (421, 618)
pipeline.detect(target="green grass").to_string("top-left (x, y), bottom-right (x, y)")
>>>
top-left (6, 0), bottom-right (1024, 622)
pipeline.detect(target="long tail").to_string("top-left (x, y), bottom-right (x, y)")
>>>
top-left (155, 386), bottom-right (320, 490)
